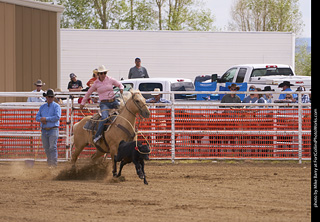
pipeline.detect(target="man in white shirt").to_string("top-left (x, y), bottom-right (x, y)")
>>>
top-left (27, 79), bottom-right (46, 102)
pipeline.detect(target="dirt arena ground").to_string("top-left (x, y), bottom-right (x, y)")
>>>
top-left (0, 160), bottom-right (311, 222)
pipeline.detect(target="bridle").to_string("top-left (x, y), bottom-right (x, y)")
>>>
top-left (123, 93), bottom-right (149, 118)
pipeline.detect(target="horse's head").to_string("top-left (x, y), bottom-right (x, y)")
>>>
top-left (128, 90), bottom-right (150, 118)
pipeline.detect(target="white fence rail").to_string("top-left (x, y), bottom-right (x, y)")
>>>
top-left (0, 91), bottom-right (311, 163)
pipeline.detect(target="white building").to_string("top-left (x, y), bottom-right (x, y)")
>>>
top-left (60, 29), bottom-right (295, 90)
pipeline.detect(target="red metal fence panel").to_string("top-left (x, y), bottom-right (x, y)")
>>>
top-left (136, 107), bottom-right (311, 160)
top-left (0, 106), bottom-right (311, 161)
top-left (0, 109), bottom-right (68, 160)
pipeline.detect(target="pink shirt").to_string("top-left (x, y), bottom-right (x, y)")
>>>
top-left (81, 76), bottom-right (124, 105)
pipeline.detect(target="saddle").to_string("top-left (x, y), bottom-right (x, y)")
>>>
top-left (83, 112), bottom-right (118, 133)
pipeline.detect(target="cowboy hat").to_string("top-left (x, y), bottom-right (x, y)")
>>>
top-left (262, 86), bottom-right (275, 91)
top-left (34, 79), bottom-right (45, 86)
top-left (278, 81), bottom-right (294, 87)
top-left (151, 88), bottom-right (161, 95)
top-left (228, 83), bottom-right (240, 91)
top-left (43, 89), bottom-right (55, 97)
top-left (97, 65), bottom-right (109, 73)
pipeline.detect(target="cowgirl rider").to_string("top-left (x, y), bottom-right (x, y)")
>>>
top-left (80, 65), bottom-right (124, 144)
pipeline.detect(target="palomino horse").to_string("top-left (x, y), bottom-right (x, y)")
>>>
top-left (71, 90), bottom-right (150, 176)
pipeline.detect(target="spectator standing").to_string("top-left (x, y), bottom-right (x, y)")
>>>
top-left (221, 83), bottom-right (242, 108)
top-left (146, 88), bottom-right (171, 104)
top-left (262, 86), bottom-right (274, 103)
top-left (68, 73), bottom-right (83, 92)
top-left (295, 86), bottom-right (310, 103)
top-left (285, 94), bottom-right (294, 101)
top-left (27, 79), bottom-right (46, 102)
top-left (36, 89), bottom-right (61, 168)
top-left (243, 85), bottom-right (258, 104)
top-left (278, 81), bottom-right (297, 100)
top-left (254, 88), bottom-right (267, 108)
top-left (146, 88), bottom-right (171, 110)
top-left (128, 58), bottom-right (149, 79)
top-left (86, 69), bottom-right (98, 88)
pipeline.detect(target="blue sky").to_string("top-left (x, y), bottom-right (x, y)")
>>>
top-left (206, 0), bottom-right (311, 38)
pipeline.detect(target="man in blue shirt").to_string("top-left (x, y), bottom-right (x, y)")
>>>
top-left (36, 89), bottom-right (61, 167)
top-left (242, 85), bottom-right (258, 106)
top-left (278, 81), bottom-right (297, 100)
top-left (146, 88), bottom-right (171, 106)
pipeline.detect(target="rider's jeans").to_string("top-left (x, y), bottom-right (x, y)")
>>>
top-left (95, 100), bottom-right (119, 139)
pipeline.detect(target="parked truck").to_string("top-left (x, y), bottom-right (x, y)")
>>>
top-left (120, 63), bottom-right (312, 102)
top-left (120, 78), bottom-right (195, 101)
top-left (210, 64), bottom-right (311, 99)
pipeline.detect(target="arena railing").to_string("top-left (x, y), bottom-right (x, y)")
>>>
top-left (0, 91), bottom-right (311, 163)
top-left (0, 92), bottom-right (72, 161)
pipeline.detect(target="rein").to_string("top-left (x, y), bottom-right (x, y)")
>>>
top-left (122, 93), bottom-right (148, 119)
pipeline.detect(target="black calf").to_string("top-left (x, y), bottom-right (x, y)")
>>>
top-left (114, 140), bottom-right (150, 185)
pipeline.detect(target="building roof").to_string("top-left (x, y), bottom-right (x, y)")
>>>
top-left (0, 0), bottom-right (64, 13)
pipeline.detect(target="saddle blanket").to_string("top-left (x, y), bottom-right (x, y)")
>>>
top-left (83, 112), bottom-right (118, 132)
top-left (83, 113), bottom-right (100, 132)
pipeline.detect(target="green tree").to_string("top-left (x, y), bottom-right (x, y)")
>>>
top-left (39, 0), bottom-right (214, 31)
top-left (295, 43), bottom-right (311, 76)
top-left (166, 0), bottom-right (215, 31)
top-left (59, 0), bottom-right (97, 28)
top-left (93, 0), bottom-right (132, 29)
top-left (133, 0), bottom-right (157, 30)
top-left (229, 0), bottom-right (304, 35)
top-left (155, 0), bottom-right (166, 30)
top-left (186, 8), bottom-right (214, 31)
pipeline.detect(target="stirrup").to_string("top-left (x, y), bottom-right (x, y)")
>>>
top-left (93, 134), bottom-right (102, 143)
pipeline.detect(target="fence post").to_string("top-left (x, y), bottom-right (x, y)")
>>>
top-left (298, 92), bottom-right (302, 164)
top-left (170, 92), bottom-right (175, 163)
top-left (65, 96), bottom-right (70, 160)
top-left (70, 96), bottom-right (75, 160)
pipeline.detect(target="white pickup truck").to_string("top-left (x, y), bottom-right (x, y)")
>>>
top-left (212, 64), bottom-right (311, 98)
top-left (120, 78), bottom-right (195, 101)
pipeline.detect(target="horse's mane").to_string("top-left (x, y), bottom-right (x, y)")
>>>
top-left (118, 90), bottom-right (141, 113)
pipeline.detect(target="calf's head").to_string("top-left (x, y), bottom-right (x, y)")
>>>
top-left (135, 144), bottom-right (151, 160)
